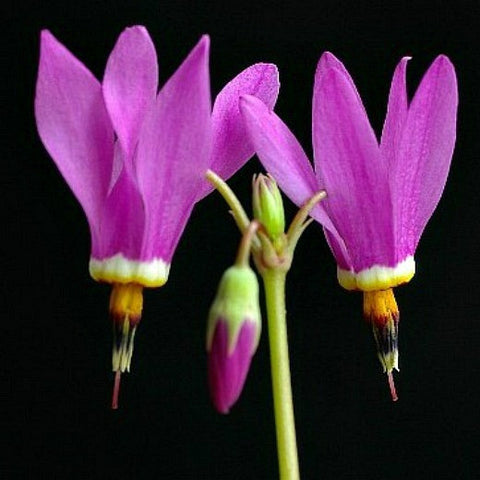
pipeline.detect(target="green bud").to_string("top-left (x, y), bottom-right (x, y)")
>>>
top-left (206, 265), bottom-right (261, 353)
top-left (252, 174), bottom-right (285, 241)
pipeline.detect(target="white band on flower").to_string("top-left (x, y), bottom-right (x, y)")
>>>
top-left (337, 255), bottom-right (415, 291)
top-left (89, 254), bottom-right (170, 287)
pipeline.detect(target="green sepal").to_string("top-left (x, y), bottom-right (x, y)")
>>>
top-left (252, 174), bottom-right (285, 242)
top-left (206, 265), bottom-right (261, 354)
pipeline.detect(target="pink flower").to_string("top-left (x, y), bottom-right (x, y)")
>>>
top-left (35, 26), bottom-right (280, 287)
top-left (240, 52), bottom-right (457, 399)
top-left (35, 26), bottom-right (279, 406)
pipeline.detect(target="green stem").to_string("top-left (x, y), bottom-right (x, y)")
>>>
top-left (206, 170), bottom-right (252, 231)
top-left (286, 190), bottom-right (326, 248)
top-left (262, 269), bottom-right (300, 480)
top-left (235, 221), bottom-right (259, 266)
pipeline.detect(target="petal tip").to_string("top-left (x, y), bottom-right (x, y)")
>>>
top-left (248, 62), bottom-right (280, 81)
top-left (235, 63), bottom-right (280, 109)
top-left (125, 24), bottom-right (148, 33)
top-left (317, 51), bottom-right (342, 73)
top-left (197, 34), bottom-right (211, 52)
top-left (320, 51), bottom-right (338, 62)
top-left (40, 29), bottom-right (58, 49)
top-left (40, 28), bottom-right (52, 39)
top-left (186, 34), bottom-right (210, 66)
top-left (433, 54), bottom-right (455, 71)
top-left (426, 54), bottom-right (457, 89)
top-left (265, 62), bottom-right (280, 86)
top-left (119, 25), bottom-right (152, 42)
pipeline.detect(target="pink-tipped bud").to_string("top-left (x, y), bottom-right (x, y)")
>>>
top-left (206, 265), bottom-right (261, 413)
top-left (208, 320), bottom-right (258, 413)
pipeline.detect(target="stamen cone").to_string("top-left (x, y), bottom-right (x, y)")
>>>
top-left (363, 288), bottom-right (400, 401)
top-left (109, 283), bottom-right (144, 409)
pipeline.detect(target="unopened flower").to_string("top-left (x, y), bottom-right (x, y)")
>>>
top-left (240, 52), bottom-right (457, 399)
top-left (35, 26), bottom-right (279, 406)
top-left (252, 173), bottom-right (285, 246)
top-left (207, 264), bottom-right (261, 414)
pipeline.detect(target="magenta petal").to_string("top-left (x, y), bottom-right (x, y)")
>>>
top-left (380, 57), bottom-right (410, 168)
top-left (392, 55), bottom-right (458, 254)
top-left (135, 35), bottom-right (212, 261)
top-left (92, 147), bottom-right (145, 260)
top-left (103, 26), bottom-right (158, 160)
top-left (35, 30), bottom-right (114, 232)
top-left (208, 320), bottom-right (257, 414)
top-left (323, 228), bottom-right (351, 270)
top-left (240, 94), bottom-right (347, 253)
top-left (240, 95), bottom-right (316, 202)
top-left (315, 52), bottom-right (364, 108)
top-left (313, 66), bottom-right (395, 270)
top-left (196, 63), bottom-right (280, 200)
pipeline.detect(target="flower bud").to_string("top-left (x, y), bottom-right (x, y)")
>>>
top-left (252, 173), bottom-right (285, 241)
top-left (206, 265), bottom-right (261, 413)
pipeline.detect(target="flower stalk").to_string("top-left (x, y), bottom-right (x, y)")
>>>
top-left (205, 170), bottom-right (259, 251)
top-left (207, 169), bottom-right (325, 479)
top-left (262, 268), bottom-right (299, 480)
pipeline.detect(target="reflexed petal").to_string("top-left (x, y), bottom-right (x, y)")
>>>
top-left (92, 147), bottom-right (145, 260)
top-left (196, 63), bottom-right (280, 200)
top-left (208, 320), bottom-right (257, 414)
top-left (392, 55), bottom-right (458, 254)
top-left (315, 52), bottom-right (363, 107)
top-left (240, 95), bottom-right (339, 234)
top-left (323, 228), bottom-right (351, 271)
top-left (381, 57), bottom-right (410, 168)
top-left (241, 94), bottom-right (349, 262)
top-left (103, 26), bottom-right (158, 160)
top-left (35, 30), bottom-right (114, 232)
top-left (313, 66), bottom-right (395, 270)
top-left (103, 27), bottom-right (158, 159)
top-left (135, 35), bottom-right (212, 261)
top-left (240, 95), bottom-right (316, 203)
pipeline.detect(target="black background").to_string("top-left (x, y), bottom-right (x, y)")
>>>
top-left (3, 1), bottom-right (479, 478)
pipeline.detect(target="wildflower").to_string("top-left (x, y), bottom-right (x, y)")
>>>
top-left (35, 26), bottom-right (279, 407)
top-left (240, 52), bottom-right (457, 399)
